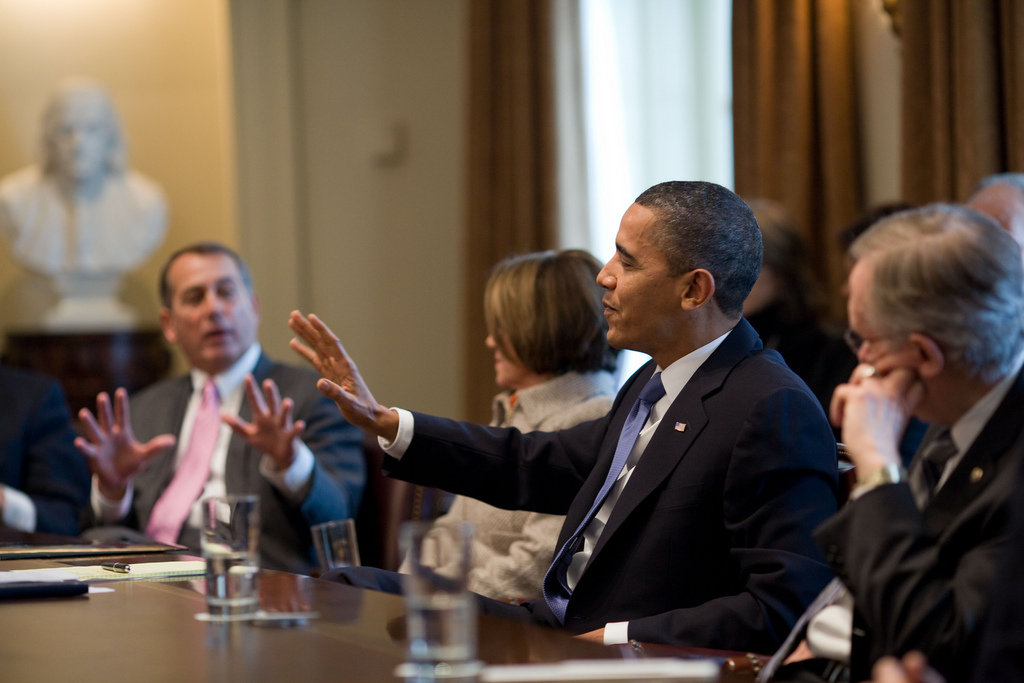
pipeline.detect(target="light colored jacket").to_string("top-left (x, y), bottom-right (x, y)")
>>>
top-left (399, 370), bottom-right (615, 601)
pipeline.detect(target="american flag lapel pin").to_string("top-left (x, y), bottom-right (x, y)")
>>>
top-left (674, 422), bottom-right (687, 432)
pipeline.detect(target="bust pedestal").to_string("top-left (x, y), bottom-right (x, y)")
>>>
top-left (3, 330), bottom-right (172, 416)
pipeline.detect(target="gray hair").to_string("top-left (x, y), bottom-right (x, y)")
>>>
top-left (971, 172), bottom-right (1024, 198)
top-left (850, 203), bottom-right (1024, 382)
top-left (40, 79), bottom-right (126, 177)
top-left (635, 181), bottom-right (762, 317)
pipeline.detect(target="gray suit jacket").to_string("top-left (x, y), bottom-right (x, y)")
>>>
top-left (115, 353), bottom-right (364, 573)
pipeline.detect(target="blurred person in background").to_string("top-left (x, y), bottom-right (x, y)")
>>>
top-left (0, 365), bottom-right (89, 535)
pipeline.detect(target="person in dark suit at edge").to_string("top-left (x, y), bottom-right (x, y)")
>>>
top-left (760, 204), bottom-right (1024, 682)
top-left (0, 365), bottom-right (90, 535)
top-left (289, 180), bottom-right (838, 652)
top-left (75, 243), bottom-right (365, 573)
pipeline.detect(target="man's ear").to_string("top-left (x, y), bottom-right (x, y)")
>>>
top-left (159, 307), bottom-right (177, 345)
top-left (680, 269), bottom-right (716, 311)
top-left (905, 332), bottom-right (945, 379)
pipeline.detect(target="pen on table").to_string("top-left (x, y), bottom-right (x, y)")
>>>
top-left (101, 562), bottom-right (131, 573)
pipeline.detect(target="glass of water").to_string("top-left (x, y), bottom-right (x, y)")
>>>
top-left (399, 521), bottom-right (480, 680)
top-left (201, 494), bottom-right (260, 620)
top-left (311, 518), bottom-right (361, 573)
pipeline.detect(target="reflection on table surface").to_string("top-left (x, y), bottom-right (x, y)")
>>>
top-left (0, 555), bottom-right (756, 682)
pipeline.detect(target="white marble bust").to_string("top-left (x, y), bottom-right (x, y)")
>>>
top-left (0, 79), bottom-right (167, 329)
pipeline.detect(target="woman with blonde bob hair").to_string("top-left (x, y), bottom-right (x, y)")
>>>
top-left (400, 249), bottom-right (617, 601)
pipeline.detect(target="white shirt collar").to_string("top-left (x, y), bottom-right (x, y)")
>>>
top-left (188, 343), bottom-right (262, 397)
top-left (649, 329), bottom-right (731, 422)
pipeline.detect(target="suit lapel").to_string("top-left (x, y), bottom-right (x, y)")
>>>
top-left (146, 377), bottom-right (192, 490)
top-left (132, 376), bottom-right (192, 527)
top-left (587, 320), bottom-right (761, 560)
top-left (553, 365), bottom-right (650, 549)
top-left (924, 368), bottom-right (1024, 534)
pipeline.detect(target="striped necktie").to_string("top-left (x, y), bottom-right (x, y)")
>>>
top-left (542, 372), bottom-right (665, 624)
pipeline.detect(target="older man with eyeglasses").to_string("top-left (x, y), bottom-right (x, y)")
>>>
top-left (760, 204), bottom-right (1024, 683)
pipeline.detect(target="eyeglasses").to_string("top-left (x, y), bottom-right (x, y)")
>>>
top-left (842, 328), bottom-right (866, 355)
top-left (843, 327), bottom-right (899, 356)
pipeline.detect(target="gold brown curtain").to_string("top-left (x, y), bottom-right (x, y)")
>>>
top-left (901, 0), bottom-right (1024, 203)
top-left (463, 0), bottom-right (557, 423)
top-left (732, 0), bottom-right (862, 319)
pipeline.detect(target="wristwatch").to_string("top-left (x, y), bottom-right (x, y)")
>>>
top-left (851, 463), bottom-right (906, 499)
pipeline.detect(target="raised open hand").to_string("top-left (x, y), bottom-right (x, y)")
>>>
top-left (75, 388), bottom-right (177, 500)
top-left (288, 310), bottom-right (399, 440)
top-left (222, 375), bottom-right (305, 470)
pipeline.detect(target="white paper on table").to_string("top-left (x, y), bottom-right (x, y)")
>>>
top-left (0, 568), bottom-right (79, 583)
top-left (479, 658), bottom-right (720, 682)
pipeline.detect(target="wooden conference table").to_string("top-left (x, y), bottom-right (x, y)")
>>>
top-left (0, 551), bottom-right (755, 682)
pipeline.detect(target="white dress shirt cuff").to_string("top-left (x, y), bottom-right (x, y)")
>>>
top-left (1, 485), bottom-right (37, 532)
top-left (91, 475), bottom-right (135, 523)
top-left (806, 601), bottom-right (854, 662)
top-left (379, 408), bottom-right (414, 457)
top-left (259, 441), bottom-right (315, 501)
top-left (604, 621), bottom-right (630, 645)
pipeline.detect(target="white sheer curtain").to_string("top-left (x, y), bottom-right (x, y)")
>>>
top-left (575, 0), bottom-right (734, 383)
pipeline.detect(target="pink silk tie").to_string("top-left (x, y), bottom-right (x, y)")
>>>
top-left (146, 380), bottom-right (221, 544)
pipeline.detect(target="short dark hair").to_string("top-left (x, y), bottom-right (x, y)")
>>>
top-left (485, 249), bottom-right (618, 375)
top-left (159, 242), bottom-right (254, 307)
top-left (634, 181), bottom-right (762, 316)
top-left (838, 201), bottom-right (916, 251)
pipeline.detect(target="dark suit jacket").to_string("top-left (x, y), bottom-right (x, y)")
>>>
top-left (106, 353), bottom-right (365, 573)
top-left (815, 367), bottom-right (1024, 681)
top-left (971, 415), bottom-right (1024, 683)
top-left (385, 319), bottom-right (838, 652)
top-left (0, 366), bottom-right (90, 535)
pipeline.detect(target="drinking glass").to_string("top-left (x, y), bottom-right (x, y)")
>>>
top-left (399, 521), bottom-right (480, 680)
top-left (311, 518), bottom-right (361, 572)
top-left (200, 494), bottom-right (260, 620)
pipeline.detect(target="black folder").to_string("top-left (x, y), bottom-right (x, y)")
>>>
top-left (0, 581), bottom-right (88, 600)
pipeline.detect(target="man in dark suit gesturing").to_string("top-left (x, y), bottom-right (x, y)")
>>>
top-left (76, 243), bottom-right (365, 573)
top-left (290, 181), bottom-right (838, 652)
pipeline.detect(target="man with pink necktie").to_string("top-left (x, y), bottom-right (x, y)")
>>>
top-left (76, 243), bottom-right (364, 573)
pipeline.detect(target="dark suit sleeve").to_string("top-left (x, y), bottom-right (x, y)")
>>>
top-left (625, 386), bottom-right (837, 650)
top-left (11, 379), bottom-right (91, 534)
top-left (384, 411), bottom-right (612, 515)
top-left (293, 388), bottom-right (366, 525)
top-left (389, 383), bottom-right (837, 653)
top-left (815, 481), bottom-right (1008, 676)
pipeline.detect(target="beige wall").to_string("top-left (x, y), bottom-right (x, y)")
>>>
top-left (0, 0), bottom-right (237, 357)
top-left (232, 0), bottom-right (467, 418)
top-left (0, 0), bottom-right (468, 418)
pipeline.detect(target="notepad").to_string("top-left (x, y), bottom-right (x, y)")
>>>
top-left (9, 560), bottom-right (207, 582)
